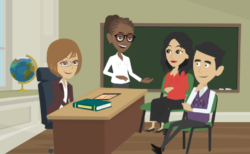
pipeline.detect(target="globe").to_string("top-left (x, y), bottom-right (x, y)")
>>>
top-left (10, 55), bottom-right (38, 91)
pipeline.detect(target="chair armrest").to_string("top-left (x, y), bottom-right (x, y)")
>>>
top-left (182, 111), bottom-right (187, 120)
top-left (160, 92), bottom-right (164, 98)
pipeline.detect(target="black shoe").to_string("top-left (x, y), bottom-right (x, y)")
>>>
top-left (151, 148), bottom-right (162, 154)
top-left (151, 144), bottom-right (161, 151)
top-left (154, 129), bottom-right (164, 133)
top-left (144, 128), bottom-right (155, 132)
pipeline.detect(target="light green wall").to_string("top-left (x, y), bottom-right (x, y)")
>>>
top-left (59, 0), bottom-right (250, 112)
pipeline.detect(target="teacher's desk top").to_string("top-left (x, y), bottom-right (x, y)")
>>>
top-left (47, 87), bottom-right (148, 120)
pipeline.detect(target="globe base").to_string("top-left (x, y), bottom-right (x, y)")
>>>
top-left (18, 89), bottom-right (28, 92)
top-left (18, 84), bottom-right (28, 92)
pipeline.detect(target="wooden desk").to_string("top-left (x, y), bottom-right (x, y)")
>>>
top-left (47, 87), bottom-right (147, 154)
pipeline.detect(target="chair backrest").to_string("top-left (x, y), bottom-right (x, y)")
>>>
top-left (211, 94), bottom-right (218, 127)
top-left (160, 73), bottom-right (194, 98)
top-left (185, 73), bottom-right (194, 101)
top-left (37, 67), bottom-right (61, 129)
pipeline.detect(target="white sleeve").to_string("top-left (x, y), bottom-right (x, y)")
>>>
top-left (192, 90), bottom-right (215, 114)
top-left (59, 104), bottom-right (63, 109)
top-left (187, 87), bottom-right (197, 105)
top-left (103, 57), bottom-right (115, 77)
top-left (127, 58), bottom-right (142, 82)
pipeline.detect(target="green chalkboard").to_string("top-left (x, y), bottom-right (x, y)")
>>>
top-left (101, 24), bottom-right (240, 92)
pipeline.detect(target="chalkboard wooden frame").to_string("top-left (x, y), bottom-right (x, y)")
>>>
top-left (100, 23), bottom-right (241, 93)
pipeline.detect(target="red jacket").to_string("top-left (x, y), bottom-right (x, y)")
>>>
top-left (163, 71), bottom-right (189, 100)
top-left (47, 80), bottom-right (74, 115)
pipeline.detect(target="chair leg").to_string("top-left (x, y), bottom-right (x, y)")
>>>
top-left (163, 129), bottom-right (168, 135)
top-left (48, 146), bottom-right (54, 154)
top-left (183, 131), bottom-right (185, 149)
top-left (186, 129), bottom-right (194, 154)
top-left (208, 127), bottom-right (211, 151)
top-left (139, 110), bottom-right (146, 133)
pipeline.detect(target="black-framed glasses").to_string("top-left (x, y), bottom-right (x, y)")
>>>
top-left (193, 98), bottom-right (205, 107)
top-left (114, 34), bottom-right (135, 42)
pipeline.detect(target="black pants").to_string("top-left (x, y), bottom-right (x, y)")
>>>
top-left (161, 119), bottom-right (205, 151)
top-left (150, 97), bottom-right (184, 123)
top-left (112, 83), bottom-right (129, 88)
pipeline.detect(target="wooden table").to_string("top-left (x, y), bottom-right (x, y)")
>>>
top-left (47, 87), bottom-right (148, 154)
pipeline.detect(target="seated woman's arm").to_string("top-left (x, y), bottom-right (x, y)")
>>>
top-left (68, 84), bottom-right (74, 103)
top-left (182, 73), bottom-right (189, 91)
top-left (47, 82), bottom-right (64, 115)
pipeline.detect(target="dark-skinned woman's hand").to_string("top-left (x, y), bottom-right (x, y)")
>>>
top-left (141, 77), bottom-right (154, 83)
top-left (116, 75), bottom-right (128, 81)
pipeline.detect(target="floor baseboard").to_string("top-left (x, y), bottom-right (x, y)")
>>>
top-left (145, 112), bottom-right (250, 122)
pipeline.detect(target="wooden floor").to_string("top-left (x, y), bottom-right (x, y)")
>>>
top-left (7, 123), bottom-right (250, 154)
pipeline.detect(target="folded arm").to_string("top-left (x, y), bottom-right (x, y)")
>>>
top-left (186, 88), bottom-right (215, 113)
top-left (182, 73), bottom-right (189, 91)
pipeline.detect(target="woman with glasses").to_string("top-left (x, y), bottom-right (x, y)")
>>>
top-left (103, 15), bottom-right (153, 88)
top-left (47, 39), bottom-right (82, 115)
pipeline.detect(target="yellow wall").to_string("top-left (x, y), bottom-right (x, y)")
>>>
top-left (59, 0), bottom-right (250, 112)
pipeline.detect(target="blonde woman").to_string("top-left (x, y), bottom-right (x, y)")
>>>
top-left (47, 39), bottom-right (82, 115)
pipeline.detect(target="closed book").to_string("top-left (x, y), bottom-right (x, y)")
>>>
top-left (72, 99), bottom-right (112, 111)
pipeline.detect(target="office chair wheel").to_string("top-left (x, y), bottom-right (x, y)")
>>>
top-left (48, 149), bottom-right (53, 153)
top-left (48, 146), bottom-right (54, 153)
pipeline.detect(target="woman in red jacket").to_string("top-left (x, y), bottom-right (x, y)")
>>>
top-left (47, 39), bottom-right (82, 115)
top-left (145, 32), bottom-right (194, 133)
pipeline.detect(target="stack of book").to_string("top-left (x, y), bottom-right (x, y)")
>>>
top-left (72, 99), bottom-right (112, 111)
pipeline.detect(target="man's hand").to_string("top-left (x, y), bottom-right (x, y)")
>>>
top-left (182, 103), bottom-right (193, 111)
top-left (164, 87), bottom-right (174, 93)
top-left (116, 75), bottom-right (128, 81)
top-left (141, 77), bottom-right (154, 83)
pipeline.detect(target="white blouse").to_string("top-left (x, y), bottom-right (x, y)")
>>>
top-left (103, 53), bottom-right (142, 84)
top-left (59, 79), bottom-right (68, 109)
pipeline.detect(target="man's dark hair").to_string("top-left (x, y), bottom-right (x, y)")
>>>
top-left (195, 42), bottom-right (225, 69)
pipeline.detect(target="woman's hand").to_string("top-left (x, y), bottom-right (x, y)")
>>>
top-left (164, 87), bottom-right (174, 93)
top-left (116, 75), bottom-right (128, 81)
top-left (141, 77), bottom-right (154, 83)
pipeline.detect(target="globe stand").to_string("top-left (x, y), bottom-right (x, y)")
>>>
top-left (18, 84), bottom-right (28, 92)
top-left (12, 54), bottom-right (38, 92)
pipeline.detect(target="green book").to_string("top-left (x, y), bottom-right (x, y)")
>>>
top-left (72, 99), bottom-right (112, 111)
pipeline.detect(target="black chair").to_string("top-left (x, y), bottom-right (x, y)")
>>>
top-left (37, 67), bottom-right (61, 154)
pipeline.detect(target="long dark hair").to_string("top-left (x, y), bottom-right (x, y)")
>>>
top-left (160, 32), bottom-right (194, 75)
